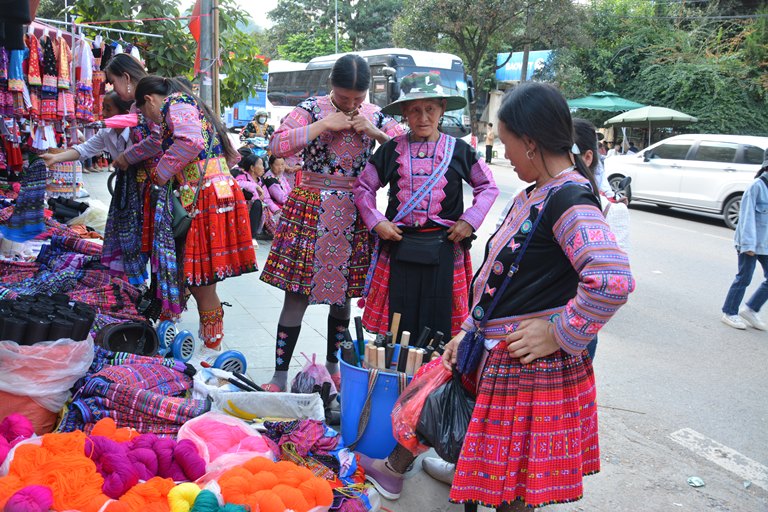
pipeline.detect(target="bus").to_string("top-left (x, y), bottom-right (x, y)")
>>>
top-left (223, 73), bottom-right (268, 130)
top-left (266, 48), bottom-right (475, 141)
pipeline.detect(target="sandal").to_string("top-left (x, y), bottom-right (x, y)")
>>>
top-left (260, 383), bottom-right (284, 393)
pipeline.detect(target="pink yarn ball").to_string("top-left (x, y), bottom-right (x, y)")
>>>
top-left (173, 439), bottom-right (206, 481)
top-left (0, 414), bottom-right (34, 446)
top-left (3, 485), bottom-right (53, 512)
top-left (0, 437), bottom-right (10, 467)
top-left (127, 447), bottom-right (158, 481)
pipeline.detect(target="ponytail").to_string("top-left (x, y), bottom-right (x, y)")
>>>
top-left (135, 75), bottom-right (237, 162)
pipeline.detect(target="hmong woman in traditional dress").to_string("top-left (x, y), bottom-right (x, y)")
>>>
top-left (358, 82), bottom-right (634, 511)
top-left (354, 91), bottom-right (498, 339)
top-left (135, 76), bottom-right (257, 352)
top-left (259, 55), bottom-right (404, 392)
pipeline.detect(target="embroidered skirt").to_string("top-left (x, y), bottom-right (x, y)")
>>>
top-left (260, 185), bottom-right (372, 305)
top-left (450, 342), bottom-right (599, 508)
top-left (181, 175), bottom-right (258, 287)
top-left (362, 241), bottom-right (471, 337)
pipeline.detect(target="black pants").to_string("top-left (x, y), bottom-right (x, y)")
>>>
top-left (388, 236), bottom-right (454, 339)
top-left (248, 200), bottom-right (263, 238)
top-left (485, 144), bottom-right (493, 164)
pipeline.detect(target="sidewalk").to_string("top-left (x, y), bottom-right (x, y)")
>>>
top-left (80, 169), bottom-right (466, 511)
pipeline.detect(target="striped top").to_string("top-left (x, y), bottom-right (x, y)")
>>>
top-left (464, 169), bottom-right (635, 354)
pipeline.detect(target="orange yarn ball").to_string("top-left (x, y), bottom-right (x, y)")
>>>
top-left (299, 477), bottom-right (333, 507)
top-left (252, 489), bottom-right (286, 512)
top-left (249, 471), bottom-right (280, 491)
top-left (0, 474), bottom-right (24, 508)
top-left (90, 418), bottom-right (139, 442)
top-left (118, 477), bottom-right (175, 512)
top-left (272, 484), bottom-right (310, 512)
top-left (242, 456), bottom-right (276, 474)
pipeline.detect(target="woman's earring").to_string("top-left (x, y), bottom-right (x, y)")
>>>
top-left (127, 84), bottom-right (132, 95)
top-left (526, 149), bottom-right (535, 160)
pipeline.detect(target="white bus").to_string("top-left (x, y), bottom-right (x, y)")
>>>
top-left (266, 48), bottom-right (475, 141)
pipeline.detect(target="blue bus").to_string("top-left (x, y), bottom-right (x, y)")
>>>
top-left (224, 74), bottom-right (268, 130)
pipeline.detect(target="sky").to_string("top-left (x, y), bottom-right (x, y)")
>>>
top-left (180, 0), bottom-right (278, 30)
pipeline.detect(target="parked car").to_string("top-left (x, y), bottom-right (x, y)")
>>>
top-left (603, 134), bottom-right (768, 229)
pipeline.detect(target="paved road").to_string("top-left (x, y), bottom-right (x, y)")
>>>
top-left (82, 161), bottom-right (768, 510)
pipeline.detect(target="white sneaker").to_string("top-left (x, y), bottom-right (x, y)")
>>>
top-left (721, 314), bottom-right (747, 330)
top-left (739, 307), bottom-right (768, 331)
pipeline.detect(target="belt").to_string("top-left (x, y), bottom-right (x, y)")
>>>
top-left (300, 172), bottom-right (357, 192)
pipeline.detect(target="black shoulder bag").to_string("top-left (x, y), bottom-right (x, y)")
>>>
top-left (455, 186), bottom-right (560, 375)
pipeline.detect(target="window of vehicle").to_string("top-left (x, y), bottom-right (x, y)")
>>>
top-left (693, 142), bottom-right (738, 163)
top-left (742, 145), bottom-right (766, 165)
top-left (651, 141), bottom-right (693, 160)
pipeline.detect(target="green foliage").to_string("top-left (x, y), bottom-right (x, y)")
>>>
top-left (35, 0), bottom-right (66, 20)
top-left (266, 0), bottom-right (402, 58)
top-left (541, 0), bottom-right (768, 135)
top-left (277, 30), bottom-right (352, 62)
top-left (392, 0), bottom-right (580, 130)
top-left (70, 0), bottom-right (265, 108)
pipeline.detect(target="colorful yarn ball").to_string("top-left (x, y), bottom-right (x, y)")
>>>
top-left (3, 485), bottom-right (53, 512)
top-left (190, 490), bottom-right (247, 512)
top-left (0, 415), bottom-right (34, 446)
top-left (0, 437), bottom-right (9, 467)
top-left (167, 482), bottom-right (201, 512)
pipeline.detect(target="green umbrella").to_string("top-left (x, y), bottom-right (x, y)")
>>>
top-left (566, 91), bottom-right (645, 112)
top-left (604, 106), bottom-right (698, 145)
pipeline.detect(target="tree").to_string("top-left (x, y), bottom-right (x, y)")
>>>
top-left (277, 30), bottom-right (352, 62)
top-left (393, 0), bottom-right (580, 133)
top-left (265, 0), bottom-right (403, 59)
top-left (35, 0), bottom-right (66, 20)
top-left (542, 0), bottom-right (768, 134)
top-left (69, 0), bottom-right (266, 108)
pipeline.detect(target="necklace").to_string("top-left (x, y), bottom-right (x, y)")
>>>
top-left (408, 132), bottom-right (437, 158)
top-left (329, 93), bottom-right (358, 117)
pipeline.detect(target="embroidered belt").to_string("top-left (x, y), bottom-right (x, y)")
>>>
top-left (173, 156), bottom-right (234, 208)
top-left (466, 307), bottom-right (564, 340)
top-left (300, 172), bottom-right (357, 192)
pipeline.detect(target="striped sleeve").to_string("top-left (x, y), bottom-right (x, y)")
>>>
top-left (551, 203), bottom-right (635, 355)
top-left (268, 105), bottom-right (313, 158)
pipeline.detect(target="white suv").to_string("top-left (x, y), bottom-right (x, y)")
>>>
top-left (604, 134), bottom-right (768, 229)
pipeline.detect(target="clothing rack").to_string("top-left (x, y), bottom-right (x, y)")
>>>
top-left (35, 17), bottom-right (163, 39)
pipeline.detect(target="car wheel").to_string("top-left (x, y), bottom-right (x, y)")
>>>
top-left (723, 195), bottom-right (741, 230)
top-left (608, 175), bottom-right (632, 203)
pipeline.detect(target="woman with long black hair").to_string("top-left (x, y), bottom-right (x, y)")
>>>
top-left (135, 76), bottom-right (257, 352)
top-left (259, 54), bottom-right (404, 391)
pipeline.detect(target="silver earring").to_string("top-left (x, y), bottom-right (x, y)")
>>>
top-left (526, 149), bottom-right (535, 160)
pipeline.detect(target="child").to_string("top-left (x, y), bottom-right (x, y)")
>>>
top-left (41, 91), bottom-right (133, 168)
top-left (262, 155), bottom-right (291, 234)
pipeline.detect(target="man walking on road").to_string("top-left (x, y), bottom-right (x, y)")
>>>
top-left (485, 123), bottom-right (495, 164)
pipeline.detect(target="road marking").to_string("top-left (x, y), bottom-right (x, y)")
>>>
top-left (644, 221), bottom-right (732, 241)
top-left (669, 428), bottom-right (768, 491)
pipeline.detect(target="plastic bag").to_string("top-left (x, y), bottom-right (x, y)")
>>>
top-left (391, 360), bottom-right (452, 455)
top-left (0, 337), bottom-right (95, 412)
top-left (176, 411), bottom-right (276, 482)
top-left (602, 198), bottom-right (631, 253)
top-left (416, 371), bottom-right (476, 463)
top-left (291, 352), bottom-right (337, 396)
top-left (211, 389), bottom-right (326, 421)
top-left (67, 198), bottom-right (109, 234)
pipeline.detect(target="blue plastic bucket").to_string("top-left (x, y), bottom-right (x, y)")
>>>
top-left (339, 344), bottom-right (412, 458)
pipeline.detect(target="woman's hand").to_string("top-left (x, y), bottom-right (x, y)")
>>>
top-left (447, 219), bottom-right (473, 243)
top-left (373, 221), bottom-right (403, 241)
top-left (113, 153), bottom-right (129, 170)
top-left (441, 332), bottom-right (463, 371)
top-left (321, 112), bottom-right (354, 132)
top-left (40, 153), bottom-right (61, 167)
top-left (505, 319), bottom-right (560, 364)
top-left (350, 114), bottom-right (386, 142)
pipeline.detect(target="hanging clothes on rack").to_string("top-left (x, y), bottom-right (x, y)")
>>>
top-left (25, 34), bottom-right (42, 119)
top-left (0, 48), bottom-right (12, 118)
top-left (91, 35), bottom-right (105, 119)
top-left (74, 36), bottom-right (94, 122)
top-left (40, 35), bottom-right (57, 121)
top-left (57, 35), bottom-right (74, 121)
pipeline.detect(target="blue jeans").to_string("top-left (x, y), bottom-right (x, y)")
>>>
top-left (722, 253), bottom-right (768, 315)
